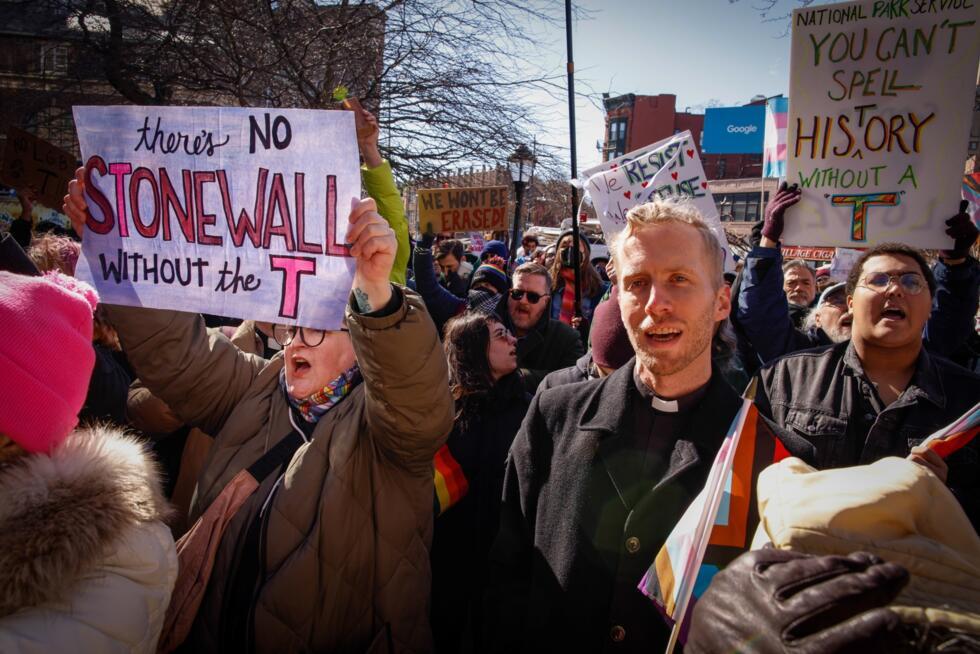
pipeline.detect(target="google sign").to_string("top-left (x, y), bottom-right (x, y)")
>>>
top-left (702, 105), bottom-right (766, 154)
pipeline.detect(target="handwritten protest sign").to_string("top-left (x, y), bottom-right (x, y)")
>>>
top-left (782, 245), bottom-right (836, 261)
top-left (582, 131), bottom-right (734, 271)
top-left (784, 0), bottom-right (980, 249)
top-left (73, 106), bottom-right (360, 330)
top-left (417, 186), bottom-right (509, 233)
top-left (0, 126), bottom-right (77, 210)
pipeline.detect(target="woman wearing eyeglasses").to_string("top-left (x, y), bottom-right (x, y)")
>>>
top-left (62, 172), bottom-right (455, 652)
top-left (429, 312), bottom-right (530, 654)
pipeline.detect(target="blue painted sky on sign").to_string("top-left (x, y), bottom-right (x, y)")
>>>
top-left (526, 0), bottom-right (805, 170)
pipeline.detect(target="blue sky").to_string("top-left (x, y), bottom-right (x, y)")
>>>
top-left (530, 0), bottom-right (806, 170)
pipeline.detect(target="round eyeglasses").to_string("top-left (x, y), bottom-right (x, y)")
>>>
top-left (859, 272), bottom-right (926, 296)
top-left (272, 325), bottom-right (326, 348)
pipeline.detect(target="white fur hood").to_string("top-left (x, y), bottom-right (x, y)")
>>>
top-left (0, 424), bottom-right (171, 617)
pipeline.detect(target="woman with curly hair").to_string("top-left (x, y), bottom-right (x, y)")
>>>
top-left (430, 312), bottom-right (530, 653)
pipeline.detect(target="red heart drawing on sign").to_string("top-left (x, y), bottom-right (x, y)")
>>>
top-left (701, 181), bottom-right (708, 189)
top-left (671, 172), bottom-right (679, 180)
top-left (641, 181), bottom-right (649, 188)
top-left (686, 149), bottom-right (694, 158)
top-left (611, 163), bottom-right (618, 170)
top-left (624, 190), bottom-right (632, 199)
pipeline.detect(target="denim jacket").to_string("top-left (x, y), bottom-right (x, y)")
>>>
top-left (755, 341), bottom-right (980, 530)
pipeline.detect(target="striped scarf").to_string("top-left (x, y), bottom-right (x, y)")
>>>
top-left (281, 364), bottom-right (362, 423)
top-left (559, 268), bottom-right (577, 325)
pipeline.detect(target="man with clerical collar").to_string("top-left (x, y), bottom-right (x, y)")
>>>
top-left (754, 242), bottom-right (980, 530)
top-left (485, 199), bottom-right (743, 653)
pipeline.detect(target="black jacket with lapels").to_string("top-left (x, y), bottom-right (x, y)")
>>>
top-left (485, 359), bottom-right (742, 654)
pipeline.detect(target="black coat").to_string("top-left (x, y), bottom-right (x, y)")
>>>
top-left (537, 351), bottom-right (594, 393)
top-left (431, 373), bottom-right (531, 653)
top-left (486, 361), bottom-right (741, 653)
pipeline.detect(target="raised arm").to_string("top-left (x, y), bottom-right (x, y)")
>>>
top-left (345, 199), bottom-right (454, 477)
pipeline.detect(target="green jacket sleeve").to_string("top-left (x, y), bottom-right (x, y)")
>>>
top-left (345, 285), bottom-right (454, 477)
top-left (362, 160), bottom-right (409, 285)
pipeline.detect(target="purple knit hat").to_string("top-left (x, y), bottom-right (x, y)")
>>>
top-left (590, 287), bottom-right (633, 370)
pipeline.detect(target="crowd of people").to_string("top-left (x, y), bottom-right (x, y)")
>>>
top-left (0, 106), bottom-right (978, 654)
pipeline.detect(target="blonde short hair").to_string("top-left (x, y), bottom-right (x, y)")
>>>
top-left (610, 198), bottom-right (724, 289)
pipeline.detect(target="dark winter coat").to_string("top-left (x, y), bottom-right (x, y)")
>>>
top-left (537, 351), bottom-right (595, 393)
top-left (485, 362), bottom-right (741, 653)
top-left (431, 372), bottom-right (531, 653)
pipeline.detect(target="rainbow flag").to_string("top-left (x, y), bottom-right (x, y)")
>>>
top-left (639, 399), bottom-right (791, 648)
top-left (433, 444), bottom-right (469, 515)
top-left (763, 97), bottom-right (788, 179)
top-left (920, 401), bottom-right (980, 459)
top-left (963, 174), bottom-right (980, 223)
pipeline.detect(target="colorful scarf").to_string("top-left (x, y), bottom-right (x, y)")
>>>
top-left (281, 364), bottom-right (362, 423)
top-left (559, 268), bottom-right (577, 325)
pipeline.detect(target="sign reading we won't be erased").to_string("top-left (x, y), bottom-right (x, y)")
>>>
top-left (582, 131), bottom-right (734, 272)
top-left (73, 106), bottom-right (360, 330)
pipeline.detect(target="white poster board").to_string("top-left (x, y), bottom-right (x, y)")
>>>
top-left (829, 246), bottom-right (864, 280)
top-left (784, 0), bottom-right (980, 249)
top-left (582, 131), bottom-right (733, 271)
top-left (73, 106), bottom-right (360, 330)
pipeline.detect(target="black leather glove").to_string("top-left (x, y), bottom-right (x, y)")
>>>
top-left (686, 548), bottom-right (912, 654)
top-left (761, 182), bottom-right (802, 242)
top-left (943, 200), bottom-right (978, 260)
top-left (419, 230), bottom-right (435, 250)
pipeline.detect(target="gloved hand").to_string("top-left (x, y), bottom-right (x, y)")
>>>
top-left (686, 548), bottom-right (912, 654)
top-left (761, 182), bottom-right (802, 243)
top-left (418, 225), bottom-right (435, 250)
top-left (943, 200), bottom-right (978, 260)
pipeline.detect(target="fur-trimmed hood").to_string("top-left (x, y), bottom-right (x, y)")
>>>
top-left (0, 424), bottom-right (171, 617)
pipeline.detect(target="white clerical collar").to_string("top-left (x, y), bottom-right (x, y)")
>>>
top-left (650, 395), bottom-right (680, 413)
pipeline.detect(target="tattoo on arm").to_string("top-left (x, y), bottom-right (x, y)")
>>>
top-left (353, 287), bottom-right (373, 313)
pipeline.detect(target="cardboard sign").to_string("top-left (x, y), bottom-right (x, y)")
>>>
top-left (781, 245), bottom-right (836, 261)
top-left (784, 0), bottom-right (980, 249)
top-left (0, 126), bottom-right (77, 210)
top-left (73, 106), bottom-right (360, 330)
top-left (582, 131), bottom-right (734, 271)
top-left (417, 186), bottom-right (509, 233)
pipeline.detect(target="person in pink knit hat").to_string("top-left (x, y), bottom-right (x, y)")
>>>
top-left (0, 270), bottom-right (177, 653)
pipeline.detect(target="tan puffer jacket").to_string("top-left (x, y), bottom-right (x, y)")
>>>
top-left (106, 287), bottom-right (454, 653)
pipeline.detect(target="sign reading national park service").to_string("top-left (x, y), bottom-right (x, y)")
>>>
top-left (784, 0), bottom-right (980, 249)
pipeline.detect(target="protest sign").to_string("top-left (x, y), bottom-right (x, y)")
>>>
top-left (416, 186), bottom-right (509, 233)
top-left (784, 0), bottom-right (980, 249)
top-left (468, 232), bottom-right (485, 253)
top-left (73, 106), bottom-right (360, 330)
top-left (781, 245), bottom-right (835, 261)
top-left (829, 246), bottom-right (864, 280)
top-left (582, 131), bottom-right (734, 271)
top-left (0, 126), bottom-right (77, 210)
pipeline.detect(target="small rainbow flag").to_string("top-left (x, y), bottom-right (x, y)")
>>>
top-left (920, 401), bottom-right (979, 459)
top-left (639, 395), bottom-right (791, 650)
top-left (433, 444), bottom-right (469, 515)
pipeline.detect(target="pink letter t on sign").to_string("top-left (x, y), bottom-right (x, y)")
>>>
top-left (269, 254), bottom-right (317, 319)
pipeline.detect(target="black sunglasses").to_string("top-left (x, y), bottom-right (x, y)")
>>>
top-left (509, 289), bottom-right (548, 304)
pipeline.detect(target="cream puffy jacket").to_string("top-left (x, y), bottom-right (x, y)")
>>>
top-left (0, 425), bottom-right (177, 653)
top-left (753, 456), bottom-right (980, 631)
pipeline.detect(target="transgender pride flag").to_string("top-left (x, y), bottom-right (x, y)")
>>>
top-left (639, 391), bottom-right (792, 651)
top-left (763, 96), bottom-right (789, 179)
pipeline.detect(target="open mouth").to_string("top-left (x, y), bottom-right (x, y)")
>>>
top-left (881, 306), bottom-right (906, 321)
top-left (644, 326), bottom-right (682, 344)
top-left (838, 314), bottom-right (853, 328)
top-left (291, 356), bottom-right (312, 374)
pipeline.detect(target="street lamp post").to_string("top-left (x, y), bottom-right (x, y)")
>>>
top-left (507, 144), bottom-right (537, 264)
